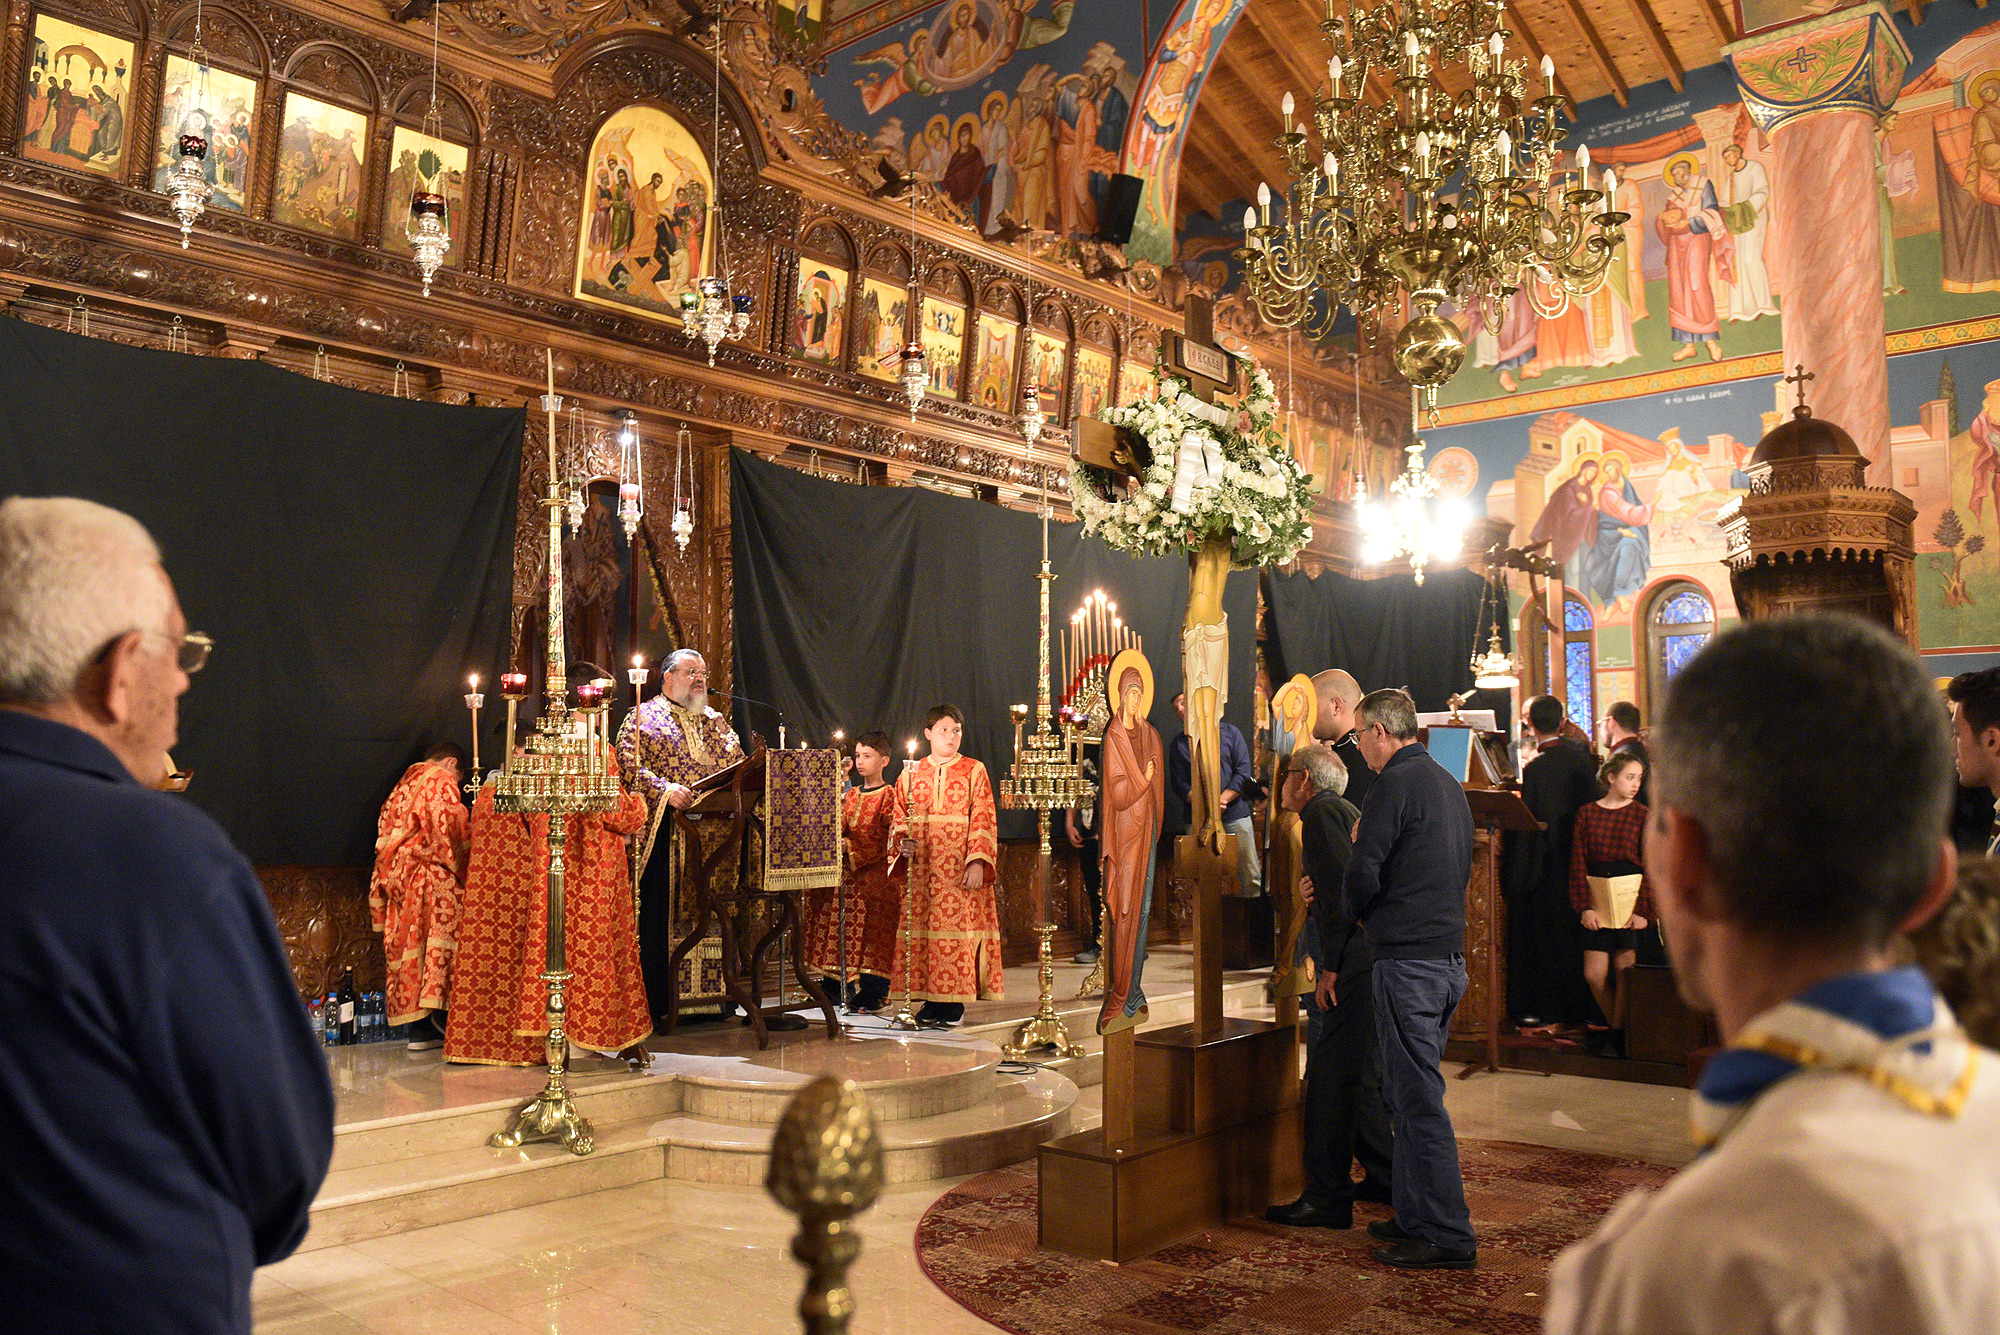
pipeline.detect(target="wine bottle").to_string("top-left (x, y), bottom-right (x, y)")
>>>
top-left (337, 969), bottom-right (358, 1046)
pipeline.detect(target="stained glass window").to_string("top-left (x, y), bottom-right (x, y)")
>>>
top-left (1657, 590), bottom-right (1712, 626)
top-left (1562, 598), bottom-right (1595, 731)
top-left (1645, 582), bottom-right (1716, 709)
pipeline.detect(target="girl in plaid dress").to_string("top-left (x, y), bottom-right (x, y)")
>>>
top-left (1570, 751), bottom-right (1653, 1057)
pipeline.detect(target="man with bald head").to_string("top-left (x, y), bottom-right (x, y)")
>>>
top-left (1312, 668), bottom-right (1374, 810)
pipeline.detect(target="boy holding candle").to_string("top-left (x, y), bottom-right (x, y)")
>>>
top-left (807, 732), bottom-right (906, 1012)
top-left (895, 705), bottom-right (1002, 1025)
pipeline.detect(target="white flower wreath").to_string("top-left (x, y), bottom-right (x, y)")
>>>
top-left (1069, 359), bottom-right (1315, 568)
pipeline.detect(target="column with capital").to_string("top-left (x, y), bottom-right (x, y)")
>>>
top-left (1727, 2), bottom-right (1910, 487)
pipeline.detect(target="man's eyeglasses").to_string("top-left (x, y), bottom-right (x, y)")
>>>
top-left (138, 630), bottom-right (213, 673)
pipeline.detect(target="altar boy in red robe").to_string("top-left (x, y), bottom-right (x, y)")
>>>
top-left (895, 705), bottom-right (1001, 1024)
top-left (807, 731), bottom-right (906, 1012)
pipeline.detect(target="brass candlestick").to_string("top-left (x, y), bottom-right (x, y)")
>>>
top-left (767, 1074), bottom-right (884, 1335)
top-left (488, 351), bottom-right (622, 1158)
top-left (463, 676), bottom-right (484, 798)
top-left (1076, 899), bottom-right (1108, 999)
top-left (997, 503), bottom-right (1090, 1061)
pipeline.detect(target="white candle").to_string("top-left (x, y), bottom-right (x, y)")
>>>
top-left (1257, 181), bottom-right (1272, 225)
top-left (1329, 56), bottom-right (1343, 96)
top-left (1542, 54), bottom-right (1556, 96)
top-left (1577, 144), bottom-right (1591, 182)
top-left (1281, 91), bottom-right (1294, 131)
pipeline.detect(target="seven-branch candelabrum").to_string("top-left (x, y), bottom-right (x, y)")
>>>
top-left (1236, 0), bottom-right (1629, 415)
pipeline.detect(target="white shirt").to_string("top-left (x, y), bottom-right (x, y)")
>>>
top-left (1544, 1046), bottom-right (2000, 1333)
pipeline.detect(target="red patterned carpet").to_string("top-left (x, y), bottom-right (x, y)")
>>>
top-left (913, 1140), bottom-right (1677, 1335)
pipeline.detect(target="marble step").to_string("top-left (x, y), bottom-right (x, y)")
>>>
top-left (303, 1067), bottom-right (1076, 1251)
top-left (658, 1066), bottom-right (1077, 1186)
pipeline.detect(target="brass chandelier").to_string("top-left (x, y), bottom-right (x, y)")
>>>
top-left (1237, 0), bottom-right (1629, 419)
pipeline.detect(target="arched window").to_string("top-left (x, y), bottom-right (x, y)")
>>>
top-left (1644, 582), bottom-right (1716, 708)
top-left (1564, 597), bottom-right (1596, 733)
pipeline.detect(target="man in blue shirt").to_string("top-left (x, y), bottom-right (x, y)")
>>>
top-left (1169, 688), bottom-right (1261, 896)
top-left (0, 497), bottom-right (334, 1334)
top-left (1345, 687), bottom-right (1477, 1270)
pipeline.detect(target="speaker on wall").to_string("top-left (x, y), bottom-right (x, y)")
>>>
top-left (1096, 174), bottom-right (1145, 245)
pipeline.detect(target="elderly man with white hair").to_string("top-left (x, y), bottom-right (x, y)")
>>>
top-left (0, 496), bottom-right (333, 1335)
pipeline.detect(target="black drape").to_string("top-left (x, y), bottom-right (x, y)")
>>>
top-left (730, 448), bottom-right (1257, 839)
top-left (1262, 565), bottom-right (1498, 713)
top-left (0, 316), bottom-right (522, 866)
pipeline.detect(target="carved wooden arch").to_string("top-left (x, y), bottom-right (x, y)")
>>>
top-left (981, 279), bottom-right (1024, 321)
top-left (385, 79), bottom-right (482, 146)
top-left (550, 31), bottom-right (771, 177)
top-left (1031, 296), bottom-right (1073, 339)
top-left (155, 2), bottom-right (268, 74)
top-left (798, 216), bottom-right (856, 266)
top-left (282, 40), bottom-right (380, 111)
top-left (863, 238), bottom-right (911, 280)
top-left (923, 261), bottom-right (971, 305)
top-left (36, 0), bottom-right (149, 39)
top-left (1079, 312), bottom-right (1119, 355)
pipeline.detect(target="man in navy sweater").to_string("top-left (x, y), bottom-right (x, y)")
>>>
top-left (1344, 687), bottom-right (1477, 1270)
top-left (0, 497), bottom-right (334, 1333)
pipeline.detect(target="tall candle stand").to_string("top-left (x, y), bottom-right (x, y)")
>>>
top-left (488, 350), bottom-right (623, 1158)
top-left (463, 674), bottom-right (484, 798)
top-left (997, 502), bottom-right (1090, 1061)
top-left (888, 736), bottom-right (922, 1032)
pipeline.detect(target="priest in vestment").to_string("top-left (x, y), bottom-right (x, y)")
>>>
top-left (616, 648), bottom-right (744, 1020)
top-left (805, 731), bottom-right (906, 1011)
top-left (369, 743), bottom-right (468, 1047)
top-left (443, 750), bottom-right (653, 1064)
top-left (894, 704), bottom-right (1001, 1024)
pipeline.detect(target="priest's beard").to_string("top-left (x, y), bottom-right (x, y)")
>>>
top-left (672, 687), bottom-right (708, 716)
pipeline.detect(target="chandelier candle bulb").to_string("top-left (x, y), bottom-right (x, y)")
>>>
top-left (1488, 32), bottom-right (1503, 58)
top-left (1329, 56), bottom-right (1342, 95)
top-left (1542, 54), bottom-right (1556, 96)
top-left (1281, 91), bottom-right (1294, 131)
top-left (1257, 181), bottom-right (1272, 225)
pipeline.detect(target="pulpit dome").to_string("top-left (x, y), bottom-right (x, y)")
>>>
top-left (1752, 406), bottom-right (1861, 465)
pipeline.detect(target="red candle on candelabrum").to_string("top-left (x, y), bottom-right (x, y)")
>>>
top-left (500, 672), bottom-right (530, 698)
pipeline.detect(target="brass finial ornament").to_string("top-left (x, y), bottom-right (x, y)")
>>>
top-left (767, 1075), bottom-right (885, 1335)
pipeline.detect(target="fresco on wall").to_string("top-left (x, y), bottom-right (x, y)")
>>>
top-left (573, 105), bottom-right (712, 324)
top-left (21, 15), bottom-right (132, 180)
top-left (151, 56), bottom-right (255, 212)
top-left (273, 92), bottom-right (368, 239)
top-left (1123, 0), bottom-right (1251, 265)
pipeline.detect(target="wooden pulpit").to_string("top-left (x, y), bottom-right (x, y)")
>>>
top-left (1459, 786), bottom-right (1540, 1078)
top-left (662, 747), bottom-right (841, 1049)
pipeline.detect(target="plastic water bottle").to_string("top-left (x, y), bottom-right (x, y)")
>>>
top-left (368, 992), bottom-right (386, 1042)
top-left (307, 995), bottom-right (323, 1042)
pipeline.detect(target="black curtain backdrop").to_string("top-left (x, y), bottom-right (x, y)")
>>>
top-left (0, 316), bottom-right (522, 866)
top-left (731, 448), bottom-right (1257, 839)
top-left (1262, 566), bottom-right (1502, 717)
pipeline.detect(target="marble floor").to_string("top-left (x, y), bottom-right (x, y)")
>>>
top-left (258, 1067), bottom-right (1695, 1334)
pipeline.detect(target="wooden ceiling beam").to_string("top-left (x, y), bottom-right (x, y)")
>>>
top-left (1198, 60), bottom-right (1302, 198)
top-left (1174, 141), bottom-right (1235, 224)
top-left (1621, 0), bottom-right (1687, 91)
top-left (1692, 0), bottom-right (1737, 43)
top-left (1240, 3), bottom-right (1331, 112)
top-left (1547, 0), bottom-right (1630, 106)
top-left (1500, 3), bottom-right (1580, 120)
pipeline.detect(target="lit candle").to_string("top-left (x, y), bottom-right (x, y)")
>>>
top-left (1281, 91), bottom-right (1294, 132)
top-left (464, 675), bottom-right (484, 784)
top-left (1541, 54), bottom-right (1556, 96)
top-left (627, 652), bottom-right (648, 702)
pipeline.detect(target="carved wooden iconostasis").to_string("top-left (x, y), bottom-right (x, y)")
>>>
top-left (0, 0), bottom-right (1410, 995)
